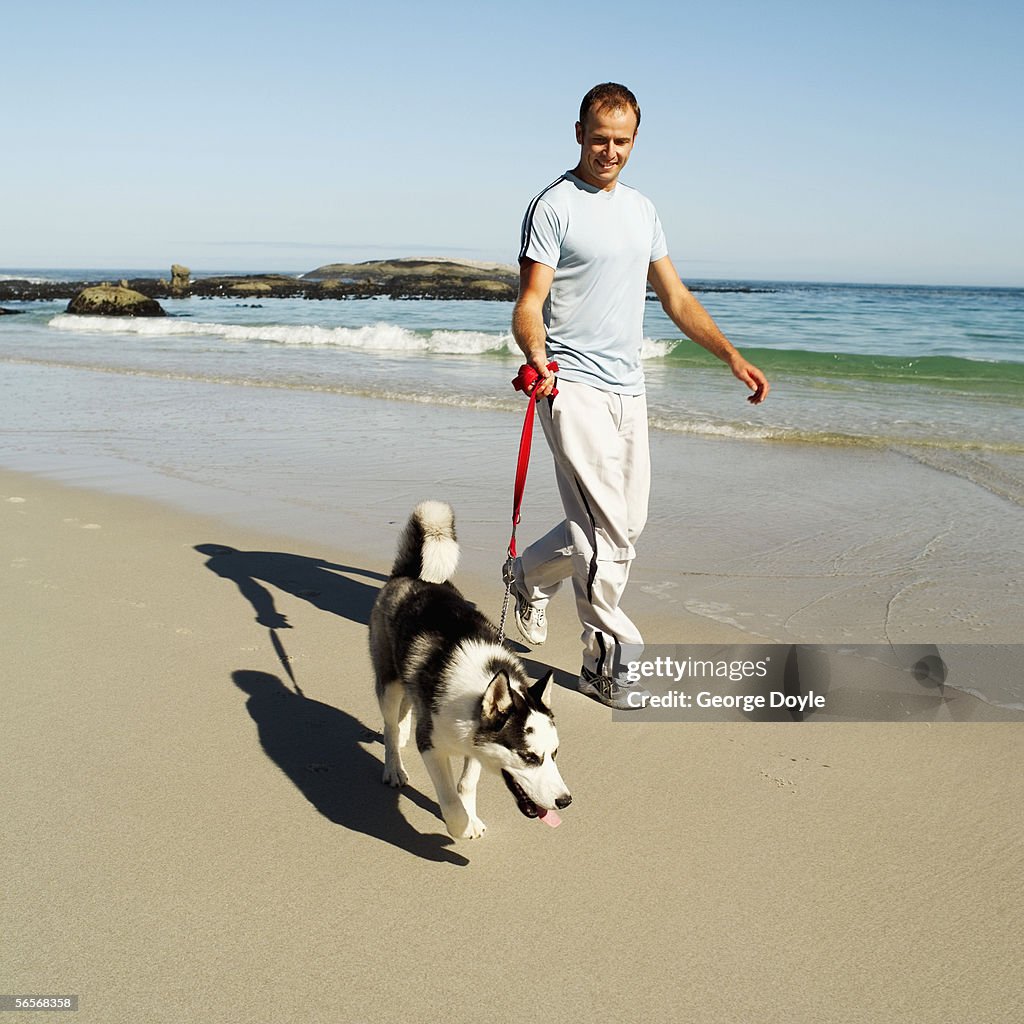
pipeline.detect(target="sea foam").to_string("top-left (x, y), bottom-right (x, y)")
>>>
top-left (49, 314), bottom-right (679, 361)
top-left (49, 314), bottom-right (519, 356)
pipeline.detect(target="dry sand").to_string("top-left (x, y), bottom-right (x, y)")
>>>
top-left (3, 469), bottom-right (1022, 1023)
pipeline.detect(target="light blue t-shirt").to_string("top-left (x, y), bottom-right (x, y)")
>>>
top-left (519, 171), bottom-right (668, 395)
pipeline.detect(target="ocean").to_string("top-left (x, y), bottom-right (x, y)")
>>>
top-left (3, 272), bottom-right (1022, 504)
top-left (2, 273), bottom-right (1022, 710)
top-left (5, 278), bottom-right (1024, 503)
top-left (3, 277), bottom-right (1022, 457)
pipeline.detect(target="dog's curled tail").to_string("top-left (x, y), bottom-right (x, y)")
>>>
top-left (391, 500), bottom-right (460, 583)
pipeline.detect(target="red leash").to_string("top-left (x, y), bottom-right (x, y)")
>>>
top-left (507, 362), bottom-right (558, 559)
top-left (498, 362), bottom-right (557, 644)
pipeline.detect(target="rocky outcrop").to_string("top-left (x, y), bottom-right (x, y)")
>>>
top-left (189, 275), bottom-right (304, 298)
top-left (0, 259), bottom-right (779, 305)
top-left (304, 257), bottom-right (518, 282)
top-left (302, 258), bottom-right (519, 300)
top-left (171, 264), bottom-right (190, 295)
top-left (0, 307), bottom-right (24, 315)
top-left (66, 285), bottom-right (166, 317)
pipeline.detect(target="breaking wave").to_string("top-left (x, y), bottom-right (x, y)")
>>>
top-left (49, 313), bottom-right (685, 361)
top-left (50, 314), bottom-right (518, 356)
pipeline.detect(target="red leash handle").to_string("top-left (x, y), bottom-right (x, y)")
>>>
top-left (511, 362), bottom-right (559, 399)
top-left (507, 362), bottom-right (558, 559)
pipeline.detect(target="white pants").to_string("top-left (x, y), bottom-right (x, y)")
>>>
top-left (518, 379), bottom-right (650, 676)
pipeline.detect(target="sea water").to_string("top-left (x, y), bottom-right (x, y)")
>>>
top-left (4, 280), bottom-right (1022, 454)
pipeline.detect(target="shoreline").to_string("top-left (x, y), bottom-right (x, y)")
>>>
top-left (2, 457), bottom-right (1020, 720)
top-left (1, 356), bottom-right (1021, 655)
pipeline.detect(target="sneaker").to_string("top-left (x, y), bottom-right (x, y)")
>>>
top-left (514, 589), bottom-right (548, 646)
top-left (578, 666), bottom-right (652, 710)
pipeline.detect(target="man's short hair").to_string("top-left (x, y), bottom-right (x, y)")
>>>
top-left (579, 83), bottom-right (641, 131)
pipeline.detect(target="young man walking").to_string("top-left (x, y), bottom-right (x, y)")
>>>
top-left (511, 82), bottom-right (769, 709)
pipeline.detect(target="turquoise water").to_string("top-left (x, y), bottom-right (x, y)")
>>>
top-left (2, 278), bottom-right (1022, 458)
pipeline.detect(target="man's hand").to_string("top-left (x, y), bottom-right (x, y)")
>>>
top-left (648, 256), bottom-right (770, 405)
top-left (729, 353), bottom-right (770, 405)
top-left (524, 354), bottom-right (557, 398)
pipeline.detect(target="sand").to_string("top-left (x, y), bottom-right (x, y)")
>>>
top-left (3, 467), bottom-right (1023, 1024)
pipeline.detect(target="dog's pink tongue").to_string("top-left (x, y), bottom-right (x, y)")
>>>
top-left (537, 808), bottom-right (561, 828)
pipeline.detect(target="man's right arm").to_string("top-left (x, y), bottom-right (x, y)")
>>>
top-left (511, 258), bottom-right (557, 398)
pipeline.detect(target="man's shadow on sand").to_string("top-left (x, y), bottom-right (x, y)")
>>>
top-left (195, 544), bottom-right (385, 628)
top-left (233, 670), bottom-right (468, 865)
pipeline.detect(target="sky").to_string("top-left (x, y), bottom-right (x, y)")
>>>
top-left (2, 0), bottom-right (1022, 285)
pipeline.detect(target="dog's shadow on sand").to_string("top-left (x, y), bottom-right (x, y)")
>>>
top-left (196, 545), bottom-right (468, 864)
top-left (198, 544), bottom-right (561, 864)
top-left (233, 671), bottom-right (469, 866)
top-left (195, 544), bottom-right (385, 627)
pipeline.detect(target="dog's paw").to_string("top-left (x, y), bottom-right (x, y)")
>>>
top-left (447, 811), bottom-right (487, 840)
top-left (464, 815), bottom-right (487, 840)
top-left (381, 763), bottom-right (409, 788)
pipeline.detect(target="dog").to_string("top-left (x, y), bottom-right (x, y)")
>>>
top-left (369, 500), bottom-right (571, 839)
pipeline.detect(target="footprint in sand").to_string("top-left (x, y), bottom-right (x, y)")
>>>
top-left (63, 517), bottom-right (101, 529)
top-left (758, 755), bottom-right (833, 794)
top-left (6, 497), bottom-right (27, 504)
top-left (28, 578), bottom-right (60, 591)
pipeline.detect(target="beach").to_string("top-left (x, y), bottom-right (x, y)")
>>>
top-left (3, 282), bottom-right (1023, 1021)
top-left (6, 0), bottom-right (1023, 1010)
top-left (3, 465), bottom-right (1023, 1024)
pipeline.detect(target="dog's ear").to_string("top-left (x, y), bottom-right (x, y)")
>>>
top-left (529, 670), bottom-right (555, 710)
top-left (481, 670), bottom-right (514, 726)
top-left (509, 683), bottom-right (528, 712)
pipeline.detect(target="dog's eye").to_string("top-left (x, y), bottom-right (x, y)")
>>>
top-left (520, 751), bottom-right (542, 767)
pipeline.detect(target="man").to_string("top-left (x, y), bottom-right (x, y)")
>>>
top-left (510, 82), bottom-right (769, 709)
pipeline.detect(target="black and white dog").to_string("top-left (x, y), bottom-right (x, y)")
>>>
top-left (369, 501), bottom-right (571, 839)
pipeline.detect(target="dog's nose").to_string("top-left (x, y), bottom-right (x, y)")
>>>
top-left (556, 793), bottom-right (572, 809)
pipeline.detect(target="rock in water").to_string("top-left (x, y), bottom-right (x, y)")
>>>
top-left (66, 285), bottom-right (166, 317)
top-left (171, 264), bottom-right (190, 295)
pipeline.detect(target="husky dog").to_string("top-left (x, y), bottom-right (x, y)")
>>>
top-left (369, 501), bottom-right (571, 840)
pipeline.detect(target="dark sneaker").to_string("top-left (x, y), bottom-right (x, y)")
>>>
top-left (578, 666), bottom-right (651, 710)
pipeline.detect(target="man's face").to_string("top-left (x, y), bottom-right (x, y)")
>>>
top-left (574, 104), bottom-right (638, 191)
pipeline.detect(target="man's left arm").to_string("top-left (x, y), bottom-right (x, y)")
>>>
top-left (647, 255), bottom-right (769, 405)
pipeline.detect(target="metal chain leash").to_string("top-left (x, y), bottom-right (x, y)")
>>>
top-left (496, 555), bottom-right (515, 646)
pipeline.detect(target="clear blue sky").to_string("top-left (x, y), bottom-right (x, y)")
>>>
top-left (3, 0), bottom-right (1021, 285)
